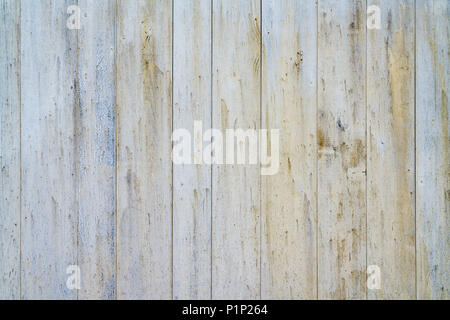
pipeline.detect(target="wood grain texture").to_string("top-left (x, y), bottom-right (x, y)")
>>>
top-left (0, 0), bottom-right (20, 300)
top-left (367, 0), bottom-right (415, 299)
top-left (116, 0), bottom-right (172, 299)
top-left (20, 0), bottom-right (78, 299)
top-left (261, 0), bottom-right (317, 299)
top-left (0, 0), bottom-right (448, 300)
top-left (318, 0), bottom-right (367, 299)
top-left (77, 0), bottom-right (116, 299)
top-left (416, 0), bottom-right (449, 300)
top-left (173, 0), bottom-right (211, 299)
top-left (212, 0), bottom-right (261, 299)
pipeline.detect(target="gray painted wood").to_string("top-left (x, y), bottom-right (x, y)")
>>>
top-left (367, 0), bottom-right (416, 299)
top-left (173, 0), bottom-right (211, 300)
top-left (0, 0), bottom-right (447, 300)
top-left (116, 0), bottom-right (172, 299)
top-left (261, 0), bottom-right (317, 299)
top-left (20, 0), bottom-right (78, 299)
top-left (318, 0), bottom-right (367, 299)
top-left (0, 0), bottom-right (20, 300)
top-left (212, 0), bottom-right (261, 299)
top-left (77, 0), bottom-right (116, 300)
top-left (416, 0), bottom-right (449, 300)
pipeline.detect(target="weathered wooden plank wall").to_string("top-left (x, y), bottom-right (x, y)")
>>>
top-left (0, 0), bottom-right (20, 300)
top-left (116, 0), bottom-right (172, 299)
top-left (77, 0), bottom-right (117, 300)
top-left (20, 0), bottom-right (78, 299)
top-left (367, 0), bottom-right (415, 299)
top-left (318, 0), bottom-right (367, 299)
top-left (212, 0), bottom-right (261, 299)
top-left (416, 0), bottom-right (449, 300)
top-left (173, 0), bottom-right (211, 299)
top-left (0, 0), bottom-right (448, 300)
top-left (261, 0), bottom-right (317, 299)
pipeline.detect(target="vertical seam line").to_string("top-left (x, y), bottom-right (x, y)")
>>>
top-left (19, 0), bottom-right (22, 301)
top-left (75, 0), bottom-right (80, 301)
top-left (414, 0), bottom-right (417, 300)
top-left (171, 0), bottom-right (174, 300)
top-left (365, 0), bottom-right (368, 301)
top-left (316, 0), bottom-right (319, 300)
top-left (114, 0), bottom-right (118, 301)
top-left (259, 0), bottom-right (262, 301)
top-left (210, 0), bottom-right (213, 300)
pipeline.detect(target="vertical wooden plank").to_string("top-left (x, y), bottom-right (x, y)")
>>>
top-left (77, 0), bottom-right (116, 299)
top-left (21, 0), bottom-right (78, 299)
top-left (0, 0), bottom-right (20, 299)
top-left (318, 0), bottom-right (366, 299)
top-left (261, 0), bottom-right (317, 299)
top-left (416, 0), bottom-right (449, 300)
top-left (173, 0), bottom-right (211, 299)
top-left (367, 0), bottom-right (415, 299)
top-left (212, 0), bottom-right (261, 299)
top-left (116, 0), bottom-right (172, 299)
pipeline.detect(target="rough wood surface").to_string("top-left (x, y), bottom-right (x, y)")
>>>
top-left (261, 0), bottom-right (317, 299)
top-left (0, 0), bottom-right (448, 300)
top-left (416, 0), bottom-right (449, 300)
top-left (318, 0), bottom-right (367, 299)
top-left (367, 0), bottom-right (416, 299)
top-left (116, 0), bottom-right (172, 299)
top-left (77, 0), bottom-right (116, 300)
top-left (212, 0), bottom-right (261, 299)
top-left (173, 0), bottom-right (211, 300)
top-left (20, 0), bottom-right (78, 299)
top-left (0, 0), bottom-right (20, 300)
